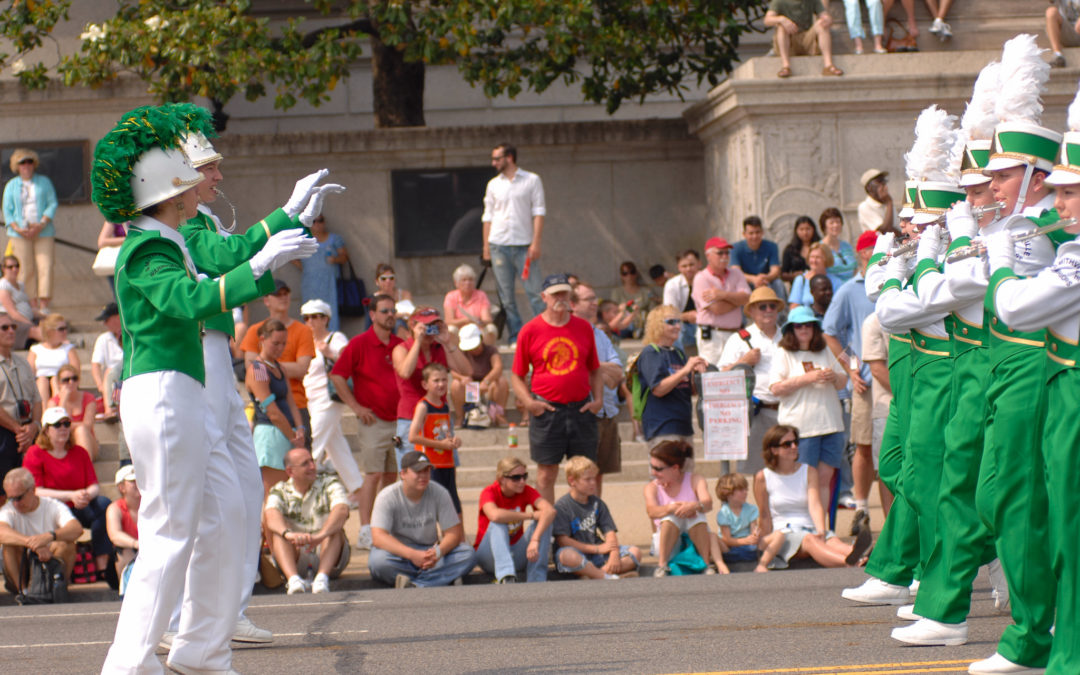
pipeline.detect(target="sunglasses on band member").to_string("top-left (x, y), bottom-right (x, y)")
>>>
top-left (504, 473), bottom-right (528, 482)
top-left (771, 439), bottom-right (798, 449)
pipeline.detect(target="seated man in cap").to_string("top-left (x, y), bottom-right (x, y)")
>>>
top-left (264, 447), bottom-right (350, 595)
top-left (858, 169), bottom-right (896, 234)
top-left (0, 467), bottom-right (83, 595)
top-left (449, 323), bottom-right (509, 427)
top-left (764, 0), bottom-right (842, 78)
top-left (90, 302), bottom-right (123, 422)
top-left (368, 450), bottom-right (476, 588)
top-left (717, 286), bottom-right (783, 475)
top-left (105, 464), bottom-right (140, 594)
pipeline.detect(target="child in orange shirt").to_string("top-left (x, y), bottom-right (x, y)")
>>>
top-left (408, 363), bottom-right (462, 517)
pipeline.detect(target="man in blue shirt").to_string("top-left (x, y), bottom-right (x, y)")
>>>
top-left (822, 230), bottom-right (878, 525)
top-left (571, 283), bottom-right (624, 496)
top-left (730, 216), bottom-right (784, 302)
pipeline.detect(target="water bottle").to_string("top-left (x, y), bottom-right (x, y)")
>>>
top-left (508, 423), bottom-right (518, 448)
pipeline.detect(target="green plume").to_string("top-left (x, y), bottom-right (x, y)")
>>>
top-left (91, 105), bottom-right (190, 223)
top-left (160, 102), bottom-right (218, 139)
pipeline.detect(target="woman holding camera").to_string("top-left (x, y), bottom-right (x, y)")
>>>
top-left (391, 306), bottom-right (471, 470)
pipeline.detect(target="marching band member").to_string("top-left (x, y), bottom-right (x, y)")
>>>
top-left (986, 88), bottom-right (1080, 674)
top-left (93, 106), bottom-right (319, 674)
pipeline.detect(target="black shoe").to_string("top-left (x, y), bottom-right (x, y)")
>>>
top-left (846, 524), bottom-right (873, 566)
top-left (497, 575), bottom-right (517, 584)
top-left (850, 509), bottom-right (870, 536)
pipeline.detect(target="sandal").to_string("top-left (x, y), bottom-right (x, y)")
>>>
top-left (777, 66), bottom-right (792, 78)
top-left (822, 65), bottom-right (844, 76)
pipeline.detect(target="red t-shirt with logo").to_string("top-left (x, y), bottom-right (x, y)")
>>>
top-left (511, 314), bottom-right (598, 403)
top-left (474, 481), bottom-right (543, 549)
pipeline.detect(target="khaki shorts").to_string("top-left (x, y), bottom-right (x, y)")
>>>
top-left (774, 26), bottom-right (821, 57)
top-left (596, 416), bottom-right (622, 474)
top-left (294, 532), bottom-right (351, 579)
top-left (355, 417), bottom-right (398, 474)
top-left (850, 387), bottom-right (873, 447)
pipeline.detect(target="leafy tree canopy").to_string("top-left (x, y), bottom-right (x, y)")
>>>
top-left (2, 0), bottom-right (766, 128)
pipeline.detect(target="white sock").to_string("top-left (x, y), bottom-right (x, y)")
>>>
top-left (855, 499), bottom-right (869, 510)
top-left (1056, 51), bottom-right (1065, 57)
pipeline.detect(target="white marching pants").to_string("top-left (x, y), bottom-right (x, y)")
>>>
top-left (103, 371), bottom-right (245, 674)
top-left (310, 397), bottom-right (363, 493)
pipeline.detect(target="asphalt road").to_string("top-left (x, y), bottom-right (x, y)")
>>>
top-left (0, 566), bottom-right (1015, 674)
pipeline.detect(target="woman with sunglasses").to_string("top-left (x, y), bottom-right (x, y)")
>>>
top-left (768, 306), bottom-right (848, 510)
top-left (613, 261), bottom-right (658, 339)
top-left (2, 148), bottom-right (58, 313)
top-left (374, 262), bottom-right (413, 340)
top-left (635, 305), bottom-right (708, 448)
top-left (474, 456), bottom-right (555, 583)
top-left (754, 424), bottom-right (871, 572)
top-left (644, 439), bottom-right (726, 576)
top-left (27, 313), bottom-right (78, 407)
top-left (0, 254), bottom-right (44, 348)
top-left (22, 406), bottom-right (113, 581)
top-left (47, 364), bottom-right (99, 461)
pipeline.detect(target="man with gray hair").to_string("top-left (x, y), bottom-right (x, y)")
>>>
top-left (0, 467), bottom-right (83, 595)
top-left (0, 309), bottom-right (40, 497)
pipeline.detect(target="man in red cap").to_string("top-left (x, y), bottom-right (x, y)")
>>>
top-left (691, 236), bottom-right (751, 365)
top-left (822, 229), bottom-right (879, 525)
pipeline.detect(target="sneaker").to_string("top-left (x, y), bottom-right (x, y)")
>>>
top-left (841, 577), bottom-right (910, 605)
top-left (312, 575), bottom-right (330, 594)
top-left (967, 652), bottom-right (1045, 674)
top-left (837, 493), bottom-right (857, 509)
top-left (653, 565), bottom-right (669, 578)
top-left (452, 576), bottom-right (464, 586)
top-left (704, 565), bottom-right (717, 576)
top-left (929, 17), bottom-right (944, 34)
top-left (938, 21), bottom-right (952, 39)
top-left (286, 576), bottom-right (308, 595)
top-left (604, 573), bottom-right (620, 580)
top-left (897, 604), bottom-right (920, 621)
top-left (891, 617), bottom-right (968, 646)
top-left (357, 525), bottom-right (373, 550)
top-left (232, 615), bottom-right (273, 643)
top-left (166, 660), bottom-right (241, 675)
top-left (909, 579), bottom-right (920, 598)
top-left (497, 575), bottom-right (517, 584)
top-left (986, 560), bottom-right (1010, 614)
top-left (394, 573), bottom-right (416, 589)
top-left (159, 631), bottom-right (176, 651)
top-left (1051, 53), bottom-right (1067, 68)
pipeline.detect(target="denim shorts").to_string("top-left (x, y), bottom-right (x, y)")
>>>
top-left (722, 544), bottom-right (759, 564)
top-left (555, 545), bottom-right (639, 573)
top-left (797, 431), bottom-right (845, 469)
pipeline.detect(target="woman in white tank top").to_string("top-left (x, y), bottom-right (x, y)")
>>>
top-left (753, 424), bottom-right (872, 572)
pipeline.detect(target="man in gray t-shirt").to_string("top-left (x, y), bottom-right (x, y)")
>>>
top-left (368, 451), bottom-right (476, 587)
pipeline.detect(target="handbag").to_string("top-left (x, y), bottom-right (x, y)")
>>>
top-left (336, 260), bottom-right (367, 317)
top-left (92, 246), bottom-right (121, 277)
top-left (16, 550), bottom-right (69, 605)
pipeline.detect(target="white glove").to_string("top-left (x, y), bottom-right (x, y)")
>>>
top-left (283, 169), bottom-right (330, 218)
top-left (249, 229), bottom-right (320, 277)
top-left (299, 183), bottom-right (347, 227)
top-left (872, 231), bottom-right (895, 258)
top-left (946, 201), bottom-right (977, 242)
top-left (916, 224), bottom-right (945, 262)
top-left (884, 253), bottom-right (910, 283)
top-left (984, 230), bottom-right (1015, 273)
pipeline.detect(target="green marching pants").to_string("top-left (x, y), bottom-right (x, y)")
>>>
top-left (913, 319), bottom-right (997, 624)
top-left (900, 329), bottom-right (952, 573)
top-left (864, 334), bottom-right (919, 587)
top-left (1043, 333), bottom-right (1079, 675)
top-left (975, 316), bottom-right (1055, 668)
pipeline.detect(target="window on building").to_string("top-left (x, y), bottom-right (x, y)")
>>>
top-left (391, 167), bottom-right (492, 257)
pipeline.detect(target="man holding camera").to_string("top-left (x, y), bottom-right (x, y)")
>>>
top-left (0, 310), bottom-right (40, 499)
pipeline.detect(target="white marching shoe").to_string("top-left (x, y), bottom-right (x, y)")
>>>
top-left (891, 617), bottom-right (967, 646)
top-left (896, 604), bottom-right (920, 621)
top-left (232, 615), bottom-right (273, 643)
top-left (968, 652), bottom-right (1045, 674)
top-left (842, 577), bottom-right (911, 605)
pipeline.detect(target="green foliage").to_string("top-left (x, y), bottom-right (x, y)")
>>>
top-left (4, 0), bottom-right (766, 122)
top-left (0, 0), bottom-right (71, 89)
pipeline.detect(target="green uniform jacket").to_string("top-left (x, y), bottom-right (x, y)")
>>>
top-left (116, 219), bottom-right (270, 384)
top-left (179, 207), bottom-right (298, 336)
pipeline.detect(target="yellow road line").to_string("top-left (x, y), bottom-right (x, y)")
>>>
top-left (666, 659), bottom-right (973, 675)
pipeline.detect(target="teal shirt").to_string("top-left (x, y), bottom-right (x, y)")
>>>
top-left (116, 217), bottom-right (269, 384)
top-left (179, 206), bottom-right (298, 336)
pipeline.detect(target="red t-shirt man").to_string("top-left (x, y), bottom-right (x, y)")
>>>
top-left (330, 328), bottom-right (404, 422)
top-left (474, 480), bottom-right (544, 549)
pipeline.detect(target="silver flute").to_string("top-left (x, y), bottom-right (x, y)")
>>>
top-left (874, 201), bottom-right (1007, 266)
top-left (944, 217), bottom-right (1077, 263)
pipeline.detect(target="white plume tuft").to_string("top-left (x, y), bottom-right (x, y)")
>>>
top-left (1068, 78), bottom-right (1080, 132)
top-left (995, 34), bottom-right (1049, 124)
top-left (961, 61), bottom-right (1001, 140)
top-left (904, 105), bottom-right (960, 182)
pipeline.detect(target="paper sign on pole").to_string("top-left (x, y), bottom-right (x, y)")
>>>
top-left (700, 370), bottom-right (749, 461)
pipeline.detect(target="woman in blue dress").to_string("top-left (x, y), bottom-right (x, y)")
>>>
top-left (299, 214), bottom-right (348, 330)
